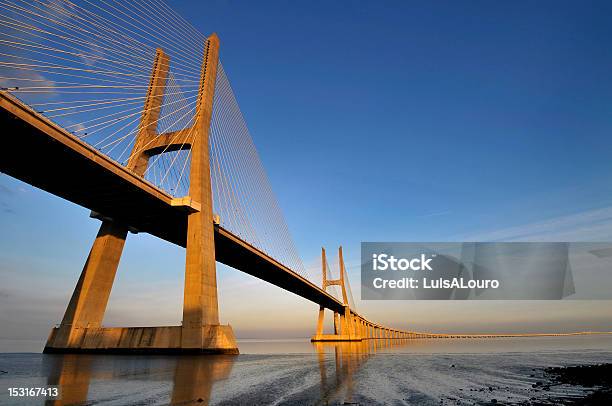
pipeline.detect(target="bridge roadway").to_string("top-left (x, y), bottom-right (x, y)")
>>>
top-left (2, 91), bottom-right (426, 341)
top-left (0, 91), bottom-right (346, 315)
top-left (3, 92), bottom-right (612, 343)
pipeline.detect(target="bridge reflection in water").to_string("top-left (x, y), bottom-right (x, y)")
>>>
top-left (45, 354), bottom-right (235, 405)
top-left (42, 339), bottom-right (412, 405)
top-left (313, 339), bottom-right (412, 405)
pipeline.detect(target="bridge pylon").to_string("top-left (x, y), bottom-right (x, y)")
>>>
top-left (311, 246), bottom-right (363, 342)
top-left (43, 34), bottom-right (238, 354)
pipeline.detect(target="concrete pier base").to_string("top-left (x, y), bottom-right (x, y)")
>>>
top-left (311, 334), bottom-right (363, 342)
top-left (43, 325), bottom-right (238, 354)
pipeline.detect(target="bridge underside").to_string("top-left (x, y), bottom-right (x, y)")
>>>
top-left (0, 92), bottom-right (344, 316)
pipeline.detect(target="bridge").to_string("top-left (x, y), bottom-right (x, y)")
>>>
top-left (2, 1), bottom-right (604, 354)
top-left (0, 0), bottom-right (435, 354)
top-left (2, 86), bottom-right (434, 352)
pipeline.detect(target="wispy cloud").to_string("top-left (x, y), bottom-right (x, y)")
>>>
top-left (0, 70), bottom-right (56, 91)
top-left (2, 207), bottom-right (16, 215)
top-left (417, 210), bottom-right (452, 218)
top-left (0, 184), bottom-right (12, 195)
top-left (462, 206), bottom-right (612, 242)
top-left (71, 123), bottom-right (86, 133)
top-left (0, 179), bottom-right (16, 214)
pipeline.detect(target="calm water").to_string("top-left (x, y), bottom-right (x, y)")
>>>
top-left (1, 336), bottom-right (612, 405)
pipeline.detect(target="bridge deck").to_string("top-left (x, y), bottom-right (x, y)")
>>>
top-left (0, 91), bottom-right (344, 314)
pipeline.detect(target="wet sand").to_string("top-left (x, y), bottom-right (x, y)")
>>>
top-left (517, 363), bottom-right (612, 405)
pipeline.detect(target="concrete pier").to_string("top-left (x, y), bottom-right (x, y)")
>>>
top-left (312, 247), bottom-right (365, 342)
top-left (311, 246), bottom-right (434, 343)
top-left (43, 34), bottom-right (237, 355)
top-left (45, 325), bottom-right (237, 354)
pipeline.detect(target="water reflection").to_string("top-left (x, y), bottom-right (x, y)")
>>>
top-left (45, 355), bottom-right (93, 406)
top-left (44, 353), bottom-right (235, 405)
top-left (40, 339), bottom-right (415, 405)
top-left (313, 338), bottom-right (414, 405)
top-left (10, 336), bottom-right (611, 404)
top-left (171, 356), bottom-right (234, 405)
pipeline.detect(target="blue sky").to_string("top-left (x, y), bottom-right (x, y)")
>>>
top-left (2, 0), bottom-right (612, 350)
top-left (172, 0), bottom-right (612, 247)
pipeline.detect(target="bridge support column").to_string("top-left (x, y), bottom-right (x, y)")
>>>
top-left (180, 34), bottom-right (237, 354)
top-left (346, 318), bottom-right (351, 337)
top-left (45, 221), bottom-right (128, 350)
top-left (333, 312), bottom-right (339, 334)
top-left (344, 307), bottom-right (353, 339)
top-left (316, 307), bottom-right (325, 336)
top-left (45, 36), bottom-right (237, 355)
top-left (312, 247), bottom-right (363, 342)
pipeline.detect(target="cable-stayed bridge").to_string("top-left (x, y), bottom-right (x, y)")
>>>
top-left (0, 0), bottom-right (430, 353)
top-left (1, 1), bottom-right (601, 354)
